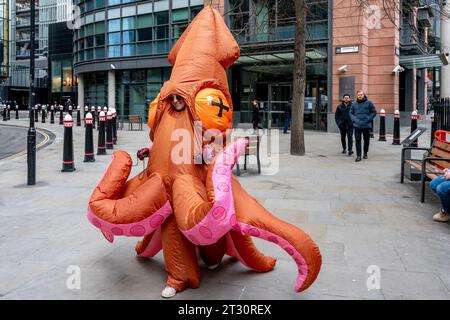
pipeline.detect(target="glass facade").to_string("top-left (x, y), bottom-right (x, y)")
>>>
top-left (84, 71), bottom-right (108, 106)
top-left (115, 67), bottom-right (171, 120)
top-left (74, 0), bottom-right (203, 63)
top-left (229, 0), bottom-right (329, 130)
top-left (0, 0), bottom-right (8, 79)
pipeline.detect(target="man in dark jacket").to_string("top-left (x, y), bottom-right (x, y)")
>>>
top-left (350, 90), bottom-right (377, 162)
top-left (335, 93), bottom-right (354, 155)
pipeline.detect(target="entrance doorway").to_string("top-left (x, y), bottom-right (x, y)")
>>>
top-left (304, 79), bottom-right (327, 130)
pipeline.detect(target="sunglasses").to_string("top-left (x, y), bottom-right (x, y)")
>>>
top-left (168, 95), bottom-right (183, 102)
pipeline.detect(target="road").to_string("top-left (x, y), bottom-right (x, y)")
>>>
top-left (0, 125), bottom-right (45, 160)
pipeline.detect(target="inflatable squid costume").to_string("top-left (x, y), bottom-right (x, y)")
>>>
top-left (87, 6), bottom-right (322, 295)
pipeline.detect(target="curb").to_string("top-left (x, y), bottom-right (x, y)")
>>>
top-left (0, 124), bottom-right (56, 161)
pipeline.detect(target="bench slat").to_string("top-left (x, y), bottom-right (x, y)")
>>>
top-left (434, 140), bottom-right (450, 153)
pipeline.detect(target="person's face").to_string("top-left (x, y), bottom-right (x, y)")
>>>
top-left (169, 95), bottom-right (185, 111)
top-left (357, 92), bottom-right (364, 101)
top-left (343, 96), bottom-right (350, 103)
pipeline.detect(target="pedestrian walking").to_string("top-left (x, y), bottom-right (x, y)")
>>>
top-left (350, 90), bottom-right (377, 162)
top-left (335, 93), bottom-right (354, 156)
top-left (252, 99), bottom-right (263, 133)
top-left (283, 99), bottom-right (292, 134)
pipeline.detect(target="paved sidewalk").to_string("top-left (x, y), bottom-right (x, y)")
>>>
top-left (0, 115), bottom-right (449, 300)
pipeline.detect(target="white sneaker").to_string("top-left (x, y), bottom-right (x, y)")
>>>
top-left (207, 263), bottom-right (220, 270)
top-left (161, 286), bottom-right (177, 298)
top-left (433, 210), bottom-right (450, 223)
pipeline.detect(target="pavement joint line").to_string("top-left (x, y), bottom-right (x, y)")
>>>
top-left (0, 124), bottom-right (55, 161)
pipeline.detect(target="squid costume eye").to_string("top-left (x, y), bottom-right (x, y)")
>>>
top-left (194, 88), bottom-right (232, 131)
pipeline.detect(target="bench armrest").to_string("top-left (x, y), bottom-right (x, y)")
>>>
top-left (401, 147), bottom-right (431, 163)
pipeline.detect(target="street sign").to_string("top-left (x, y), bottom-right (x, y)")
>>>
top-left (401, 127), bottom-right (427, 146)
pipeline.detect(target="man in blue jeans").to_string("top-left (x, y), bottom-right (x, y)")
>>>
top-left (430, 168), bottom-right (450, 223)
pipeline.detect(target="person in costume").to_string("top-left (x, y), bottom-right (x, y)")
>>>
top-left (87, 6), bottom-right (322, 298)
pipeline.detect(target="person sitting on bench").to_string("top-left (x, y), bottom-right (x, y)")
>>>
top-left (430, 168), bottom-right (450, 223)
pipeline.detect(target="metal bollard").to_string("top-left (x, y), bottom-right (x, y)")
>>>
top-left (2, 105), bottom-right (6, 121)
top-left (59, 105), bottom-right (64, 125)
top-left (84, 106), bottom-right (88, 127)
top-left (41, 107), bottom-right (46, 123)
top-left (84, 112), bottom-right (95, 162)
top-left (106, 110), bottom-right (114, 150)
top-left (50, 105), bottom-right (55, 124)
top-left (97, 111), bottom-right (107, 155)
top-left (61, 114), bottom-right (76, 172)
top-left (111, 107), bottom-right (117, 145)
top-left (410, 110), bottom-right (418, 147)
top-left (76, 106), bottom-right (81, 127)
top-left (392, 109), bottom-right (400, 145)
top-left (430, 112), bottom-right (437, 146)
top-left (378, 108), bottom-right (386, 141)
top-left (15, 105), bottom-right (19, 119)
top-left (7, 105), bottom-right (10, 120)
top-left (91, 106), bottom-right (96, 129)
top-left (68, 104), bottom-right (73, 116)
top-left (96, 106), bottom-right (102, 130)
top-left (34, 105), bottom-right (39, 122)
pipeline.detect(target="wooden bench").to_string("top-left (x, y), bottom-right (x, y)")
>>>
top-left (128, 115), bottom-right (143, 131)
top-left (236, 135), bottom-right (261, 176)
top-left (401, 139), bottom-right (450, 202)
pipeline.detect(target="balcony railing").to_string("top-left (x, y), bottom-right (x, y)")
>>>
top-left (231, 18), bottom-right (327, 45)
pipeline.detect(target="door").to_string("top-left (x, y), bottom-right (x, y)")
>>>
top-left (268, 83), bottom-right (291, 128)
top-left (304, 79), bottom-right (327, 130)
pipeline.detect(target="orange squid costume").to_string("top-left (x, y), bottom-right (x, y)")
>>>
top-left (87, 6), bottom-right (322, 294)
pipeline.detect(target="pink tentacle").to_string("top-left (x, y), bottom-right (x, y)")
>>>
top-left (181, 139), bottom-right (248, 245)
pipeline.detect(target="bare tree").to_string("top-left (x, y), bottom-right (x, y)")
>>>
top-left (291, 0), bottom-right (306, 155)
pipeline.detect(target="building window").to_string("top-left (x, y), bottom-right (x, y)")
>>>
top-left (108, 45), bottom-right (121, 57)
top-left (137, 42), bottom-right (152, 55)
top-left (108, 0), bottom-right (121, 6)
top-left (137, 28), bottom-right (152, 41)
top-left (137, 14), bottom-right (153, 28)
top-left (108, 19), bottom-right (121, 32)
top-left (95, 34), bottom-right (105, 46)
top-left (122, 30), bottom-right (136, 43)
top-left (123, 44), bottom-right (135, 56)
top-left (122, 16), bottom-right (136, 30)
top-left (95, 21), bottom-right (105, 33)
top-left (108, 32), bottom-right (121, 45)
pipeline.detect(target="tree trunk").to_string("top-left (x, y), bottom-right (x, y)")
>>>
top-left (291, 0), bottom-right (306, 156)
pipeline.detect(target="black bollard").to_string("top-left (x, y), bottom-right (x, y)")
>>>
top-left (15, 105), bottom-right (19, 119)
top-left (84, 112), bottom-right (95, 162)
top-left (97, 111), bottom-right (107, 155)
top-left (34, 105), bottom-right (39, 122)
top-left (392, 109), bottom-right (400, 145)
top-left (61, 114), bottom-right (76, 172)
top-left (68, 104), bottom-right (73, 116)
top-left (41, 108), bottom-right (46, 123)
top-left (96, 107), bottom-right (102, 130)
top-left (112, 108), bottom-right (117, 145)
top-left (106, 110), bottom-right (114, 150)
top-left (431, 113), bottom-right (437, 146)
top-left (378, 108), bottom-right (386, 141)
top-left (2, 106), bottom-right (6, 121)
top-left (91, 106), bottom-right (96, 129)
top-left (50, 105), bottom-right (55, 124)
top-left (76, 106), bottom-right (81, 127)
top-left (410, 110), bottom-right (418, 147)
top-left (84, 106), bottom-right (88, 127)
top-left (59, 105), bottom-right (64, 125)
top-left (7, 105), bottom-right (10, 120)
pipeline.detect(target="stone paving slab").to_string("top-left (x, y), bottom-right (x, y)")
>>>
top-left (0, 116), bottom-right (449, 300)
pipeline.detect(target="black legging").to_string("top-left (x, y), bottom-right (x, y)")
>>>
top-left (354, 128), bottom-right (371, 157)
